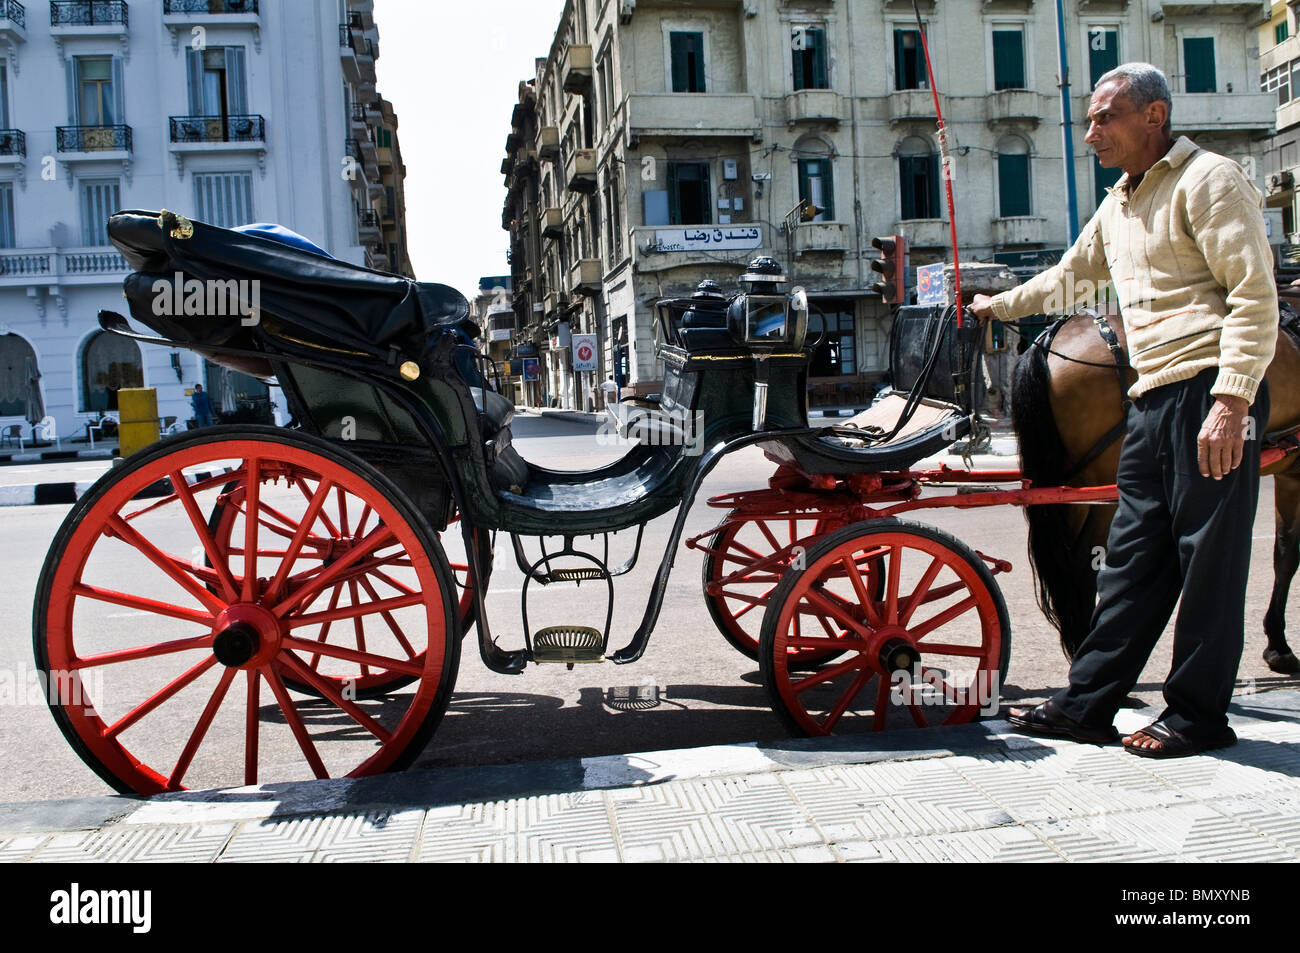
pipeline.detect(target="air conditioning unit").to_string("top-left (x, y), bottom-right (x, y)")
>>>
top-left (1270, 170), bottom-right (1295, 193)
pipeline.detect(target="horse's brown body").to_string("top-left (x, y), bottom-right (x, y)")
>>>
top-left (1013, 307), bottom-right (1300, 673)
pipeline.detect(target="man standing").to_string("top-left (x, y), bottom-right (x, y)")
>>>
top-left (190, 383), bottom-right (215, 428)
top-left (601, 374), bottom-right (619, 409)
top-left (970, 63), bottom-right (1277, 758)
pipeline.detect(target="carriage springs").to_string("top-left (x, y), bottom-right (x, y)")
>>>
top-left (151, 272), bottom-right (261, 325)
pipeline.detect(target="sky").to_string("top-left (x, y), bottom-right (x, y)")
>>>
top-left (374, 0), bottom-right (568, 300)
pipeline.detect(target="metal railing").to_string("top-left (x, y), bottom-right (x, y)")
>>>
top-left (1, 1), bottom-right (25, 28)
top-left (351, 102), bottom-right (366, 122)
top-left (163, 0), bottom-right (257, 13)
top-left (56, 124), bottom-right (132, 152)
top-left (63, 249), bottom-right (127, 274)
top-left (0, 248), bottom-right (128, 278)
top-left (357, 209), bottom-right (380, 230)
top-left (338, 22), bottom-right (354, 51)
top-left (345, 138), bottom-right (366, 176)
top-left (50, 1), bottom-right (127, 26)
top-left (169, 114), bottom-right (265, 142)
top-left (0, 130), bottom-right (24, 156)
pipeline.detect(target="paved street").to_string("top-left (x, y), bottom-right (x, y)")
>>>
top-left (1, 413), bottom-right (1296, 803)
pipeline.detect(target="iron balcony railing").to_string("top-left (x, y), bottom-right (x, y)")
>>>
top-left (169, 114), bottom-right (265, 143)
top-left (163, 0), bottom-right (256, 13)
top-left (0, 130), bottom-right (24, 156)
top-left (351, 102), bottom-right (366, 123)
top-left (1, 1), bottom-right (25, 28)
top-left (50, 1), bottom-right (127, 26)
top-left (345, 137), bottom-right (366, 176)
top-left (338, 22), bottom-right (354, 51)
top-left (357, 209), bottom-right (380, 229)
top-left (56, 124), bottom-right (133, 152)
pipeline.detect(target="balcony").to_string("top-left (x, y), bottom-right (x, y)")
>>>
top-left (986, 90), bottom-right (1041, 127)
top-left (0, 129), bottom-right (24, 163)
top-left (784, 90), bottom-right (842, 126)
top-left (1171, 91), bottom-right (1274, 135)
top-left (625, 93), bottom-right (761, 141)
top-left (1159, 1), bottom-right (1269, 13)
top-left (991, 216), bottom-right (1048, 248)
top-left (487, 310), bottom-right (515, 343)
top-left (564, 147), bottom-right (597, 193)
top-left (169, 114), bottom-right (264, 143)
top-left (537, 125), bottom-right (560, 160)
top-left (888, 89), bottom-right (936, 125)
top-left (569, 258), bottom-right (602, 296)
top-left (357, 208), bottom-right (381, 243)
top-left (350, 101), bottom-right (368, 132)
top-left (0, 246), bottom-right (128, 290)
top-left (561, 44), bottom-right (592, 93)
top-left (339, 22), bottom-right (361, 82)
top-left (541, 207), bottom-right (563, 239)
top-left (50, 0), bottom-right (126, 25)
top-left (793, 222), bottom-right (849, 255)
top-left (57, 124), bottom-right (131, 153)
top-left (0, 1), bottom-right (26, 55)
top-left (162, 0), bottom-right (258, 50)
top-left (894, 218), bottom-right (949, 249)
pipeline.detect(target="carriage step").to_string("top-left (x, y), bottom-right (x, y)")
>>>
top-left (532, 626), bottom-right (605, 664)
top-left (547, 568), bottom-right (606, 582)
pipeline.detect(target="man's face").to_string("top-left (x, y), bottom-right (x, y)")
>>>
top-left (1084, 79), bottom-right (1166, 172)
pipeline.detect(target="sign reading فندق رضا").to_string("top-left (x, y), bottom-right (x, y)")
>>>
top-left (653, 226), bottom-right (762, 252)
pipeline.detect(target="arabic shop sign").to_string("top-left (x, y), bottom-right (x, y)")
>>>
top-left (653, 226), bottom-right (763, 253)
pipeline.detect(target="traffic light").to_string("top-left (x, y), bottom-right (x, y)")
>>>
top-left (871, 234), bottom-right (908, 305)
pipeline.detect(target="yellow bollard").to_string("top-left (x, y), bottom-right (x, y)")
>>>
top-left (117, 387), bottom-right (160, 458)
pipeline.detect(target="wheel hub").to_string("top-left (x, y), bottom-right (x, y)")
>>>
top-left (210, 604), bottom-right (282, 669)
top-left (876, 635), bottom-right (921, 674)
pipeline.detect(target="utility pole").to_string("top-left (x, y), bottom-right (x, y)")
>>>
top-left (1055, 0), bottom-right (1080, 244)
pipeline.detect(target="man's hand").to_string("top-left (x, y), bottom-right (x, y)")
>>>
top-left (969, 294), bottom-right (995, 322)
top-left (1198, 395), bottom-right (1251, 480)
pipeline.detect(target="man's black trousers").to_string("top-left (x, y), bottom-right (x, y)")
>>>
top-left (1053, 367), bottom-right (1268, 740)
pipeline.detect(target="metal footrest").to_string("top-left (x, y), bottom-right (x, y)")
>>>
top-left (532, 626), bottom-right (605, 664)
top-left (548, 568), bottom-right (605, 582)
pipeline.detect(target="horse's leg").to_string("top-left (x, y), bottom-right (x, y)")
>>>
top-left (1264, 472), bottom-right (1300, 674)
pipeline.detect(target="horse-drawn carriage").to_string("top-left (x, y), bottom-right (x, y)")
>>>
top-left (32, 210), bottom-right (1300, 796)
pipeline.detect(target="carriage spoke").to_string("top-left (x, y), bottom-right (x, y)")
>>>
top-left (71, 584), bottom-right (215, 626)
top-left (900, 555), bottom-right (944, 627)
top-left (840, 554), bottom-right (884, 628)
top-left (822, 667), bottom-right (872, 733)
top-left (298, 478), bottom-right (340, 538)
top-left (75, 634), bottom-right (213, 669)
top-left (285, 591), bottom-right (424, 630)
top-left (279, 636), bottom-right (425, 678)
top-left (356, 575), bottom-right (418, 659)
top-left (105, 655), bottom-right (219, 739)
top-left (105, 515), bottom-right (227, 616)
top-left (872, 678), bottom-right (890, 731)
top-left (170, 469), bottom-right (238, 602)
top-left (756, 521), bottom-right (783, 553)
top-left (790, 654), bottom-right (869, 695)
top-left (245, 669), bottom-right (260, 786)
top-left (277, 652), bottom-right (393, 743)
top-left (169, 666), bottom-right (237, 789)
top-left (263, 664), bottom-right (328, 780)
top-left (885, 544), bottom-right (902, 624)
top-left (915, 641), bottom-right (987, 657)
top-left (801, 587), bottom-right (873, 640)
top-left (347, 581), bottom-right (369, 677)
top-left (265, 476), bottom-right (334, 602)
top-left (307, 583), bottom-right (346, 672)
top-left (272, 526), bottom-right (396, 616)
top-left (241, 457), bottom-right (261, 602)
top-left (354, 503), bottom-right (373, 538)
top-left (785, 635), bottom-right (869, 653)
top-left (909, 594), bottom-right (980, 640)
top-left (907, 703), bottom-right (929, 728)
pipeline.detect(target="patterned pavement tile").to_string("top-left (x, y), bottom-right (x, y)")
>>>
top-left (417, 803), bottom-right (511, 863)
top-left (509, 792), bottom-right (621, 863)
top-left (0, 835), bottom-right (48, 863)
top-left (1031, 804), bottom-right (1291, 863)
top-left (220, 811), bottom-right (419, 863)
top-left (32, 824), bottom-right (235, 863)
top-left (871, 826), bottom-right (1061, 862)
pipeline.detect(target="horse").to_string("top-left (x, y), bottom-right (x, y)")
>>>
top-left (1009, 300), bottom-right (1300, 675)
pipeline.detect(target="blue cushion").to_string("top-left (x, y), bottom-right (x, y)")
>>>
top-left (231, 222), bottom-right (332, 259)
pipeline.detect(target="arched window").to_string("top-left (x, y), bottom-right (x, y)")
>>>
top-left (795, 137), bottom-right (834, 221)
top-left (996, 135), bottom-right (1031, 217)
top-left (0, 333), bottom-right (39, 418)
top-left (898, 136), bottom-right (940, 219)
top-left (81, 331), bottom-right (143, 412)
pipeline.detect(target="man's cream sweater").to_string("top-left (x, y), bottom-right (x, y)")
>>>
top-left (990, 136), bottom-right (1277, 404)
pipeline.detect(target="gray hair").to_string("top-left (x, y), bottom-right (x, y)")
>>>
top-left (1095, 62), bottom-right (1172, 132)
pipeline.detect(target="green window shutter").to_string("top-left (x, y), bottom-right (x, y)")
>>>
top-left (792, 31), bottom-right (807, 90)
top-left (811, 28), bottom-right (828, 89)
top-left (1184, 37), bottom-right (1216, 93)
top-left (895, 30), bottom-right (920, 90)
top-left (998, 153), bottom-right (1030, 217)
top-left (1088, 29), bottom-right (1119, 89)
top-left (667, 163), bottom-right (680, 222)
top-left (670, 33), bottom-right (689, 92)
top-left (992, 30), bottom-right (1025, 90)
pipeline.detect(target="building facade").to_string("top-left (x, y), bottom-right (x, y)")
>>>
top-left (1260, 1), bottom-right (1300, 246)
top-left (0, 0), bottom-right (413, 447)
top-left (499, 0), bottom-right (1275, 411)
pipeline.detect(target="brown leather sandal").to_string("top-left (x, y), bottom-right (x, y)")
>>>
top-left (1007, 698), bottom-right (1119, 745)
top-left (1122, 721), bottom-right (1236, 759)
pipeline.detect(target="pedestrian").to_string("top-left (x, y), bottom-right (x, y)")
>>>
top-left (970, 63), bottom-right (1277, 758)
top-left (601, 374), bottom-right (619, 408)
top-left (191, 383), bottom-right (215, 428)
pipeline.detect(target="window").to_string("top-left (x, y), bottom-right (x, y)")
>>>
top-left (997, 137), bottom-right (1031, 218)
top-left (808, 307), bottom-right (855, 376)
top-left (894, 29), bottom-right (925, 90)
top-left (992, 27), bottom-right (1026, 90)
top-left (1263, 62), bottom-right (1292, 106)
top-left (81, 331), bottom-right (143, 413)
top-left (75, 56), bottom-right (117, 125)
top-left (668, 161), bottom-right (711, 225)
top-left (194, 171), bottom-right (253, 228)
top-left (1094, 155), bottom-right (1121, 206)
top-left (899, 137), bottom-right (940, 220)
top-left (0, 182), bottom-right (13, 248)
top-left (798, 157), bottom-right (834, 221)
top-left (1278, 21), bottom-right (1290, 46)
top-left (187, 47), bottom-right (248, 117)
top-left (1184, 37), bottom-right (1216, 93)
top-left (1087, 27), bottom-right (1119, 89)
top-left (670, 31), bottom-right (705, 93)
top-left (792, 26), bottom-right (828, 91)
top-left (80, 178), bottom-right (120, 246)
top-left (0, 64), bottom-right (8, 128)
top-left (0, 334), bottom-right (38, 417)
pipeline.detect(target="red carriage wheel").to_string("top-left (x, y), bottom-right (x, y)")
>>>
top-left (208, 490), bottom-right (477, 699)
top-left (759, 519), bottom-right (1010, 737)
top-left (702, 511), bottom-right (875, 664)
top-left (33, 426), bottom-right (459, 795)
